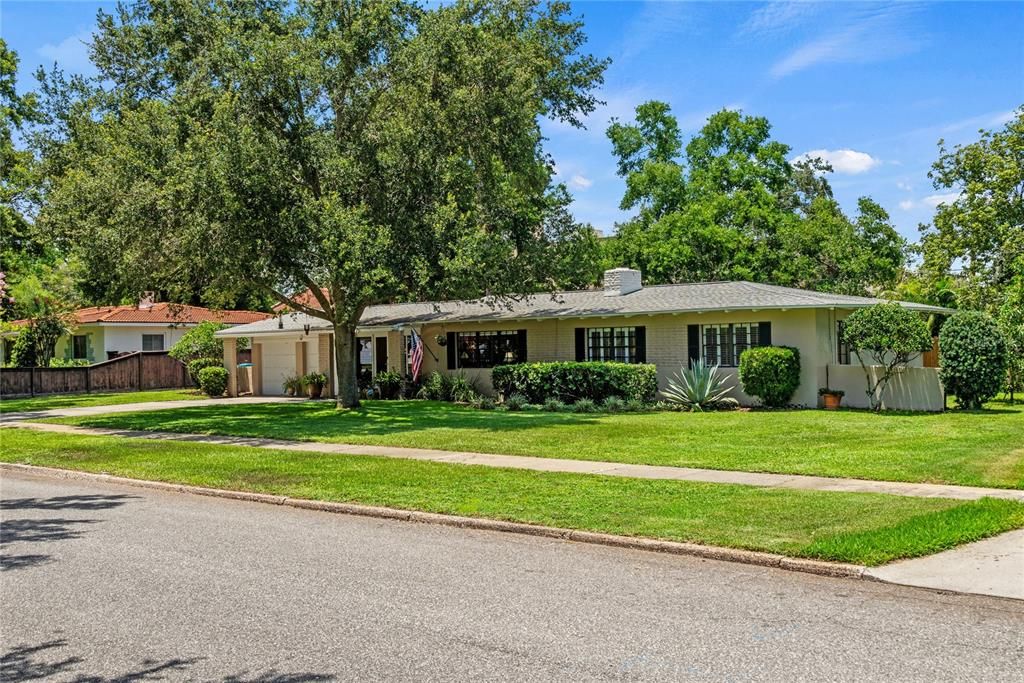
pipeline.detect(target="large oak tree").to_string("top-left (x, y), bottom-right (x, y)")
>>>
top-left (36, 0), bottom-right (607, 406)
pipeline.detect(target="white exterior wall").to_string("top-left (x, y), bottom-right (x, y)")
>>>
top-left (100, 325), bottom-right (191, 356)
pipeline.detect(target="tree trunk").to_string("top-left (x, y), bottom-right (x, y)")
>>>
top-left (332, 321), bottom-right (359, 408)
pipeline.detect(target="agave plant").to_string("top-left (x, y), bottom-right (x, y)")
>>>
top-left (661, 360), bottom-right (739, 412)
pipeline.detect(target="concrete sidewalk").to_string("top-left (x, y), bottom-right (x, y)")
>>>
top-left (8, 419), bottom-right (1024, 503)
top-left (867, 529), bottom-right (1024, 600)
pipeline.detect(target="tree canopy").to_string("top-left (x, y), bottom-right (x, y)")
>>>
top-left (920, 107), bottom-right (1023, 311)
top-left (36, 0), bottom-right (607, 405)
top-left (603, 102), bottom-right (908, 294)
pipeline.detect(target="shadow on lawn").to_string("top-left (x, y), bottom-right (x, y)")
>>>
top-left (68, 400), bottom-right (609, 440)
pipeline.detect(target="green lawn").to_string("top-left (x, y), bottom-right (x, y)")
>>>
top-left (0, 389), bottom-right (202, 413)
top-left (50, 399), bottom-right (1024, 489)
top-left (3, 428), bottom-right (1023, 566)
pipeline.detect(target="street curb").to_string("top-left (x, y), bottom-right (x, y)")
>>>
top-left (0, 462), bottom-right (867, 580)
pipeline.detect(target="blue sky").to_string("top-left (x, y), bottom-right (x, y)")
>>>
top-left (3, 1), bottom-right (1022, 241)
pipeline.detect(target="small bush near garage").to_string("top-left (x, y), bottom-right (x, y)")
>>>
top-left (374, 370), bottom-right (404, 399)
top-left (197, 366), bottom-right (229, 397)
top-left (187, 357), bottom-right (222, 385)
top-left (169, 321), bottom-right (226, 363)
top-left (492, 362), bottom-right (657, 404)
top-left (940, 311), bottom-right (1008, 409)
top-left (738, 346), bottom-right (801, 408)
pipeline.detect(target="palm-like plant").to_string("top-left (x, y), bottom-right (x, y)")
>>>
top-left (662, 361), bottom-right (739, 412)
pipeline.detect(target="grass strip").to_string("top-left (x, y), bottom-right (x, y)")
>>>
top-left (3, 428), bottom-right (1022, 566)
top-left (48, 399), bottom-right (1024, 489)
top-left (0, 389), bottom-right (200, 413)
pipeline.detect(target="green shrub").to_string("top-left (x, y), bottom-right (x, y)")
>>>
top-left (418, 372), bottom-right (453, 401)
top-left (662, 360), bottom-right (739, 412)
top-left (504, 393), bottom-right (529, 411)
top-left (169, 321), bottom-right (227, 363)
top-left (573, 398), bottom-right (597, 413)
top-left (197, 366), bottom-right (229, 397)
top-left (542, 397), bottom-right (566, 412)
top-left (491, 362), bottom-right (657, 404)
top-left (738, 346), bottom-right (801, 407)
top-left (940, 311), bottom-right (1008, 409)
top-left (374, 370), bottom-right (403, 399)
top-left (303, 372), bottom-right (327, 388)
top-left (602, 396), bottom-right (626, 412)
top-left (624, 398), bottom-right (648, 413)
top-left (48, 358), bottom-right (90, 368)
top-left (471, 395), bottom-right (497, 410)
top-left (187, 357), bottom-right (222, 385)
top-left (448, 372), bottom-right (479, 403)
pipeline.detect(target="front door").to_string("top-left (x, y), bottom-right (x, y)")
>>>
top-left (375, 336), bottom-right (388, 374)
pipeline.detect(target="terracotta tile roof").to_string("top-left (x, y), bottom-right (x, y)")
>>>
top-left (9, 304), bottom-right (271, 327)
top-left (272, 288), bottom-right (330, 312)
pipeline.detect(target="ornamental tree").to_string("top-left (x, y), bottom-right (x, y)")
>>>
top-left (939, 311), bottom-right (1008, 409)
top-left (36, 0), bottom-right (607, 407)
top-left (169, 321), bottom-right (226, 363)
top-left (841, 303), bottom-right (933, 411)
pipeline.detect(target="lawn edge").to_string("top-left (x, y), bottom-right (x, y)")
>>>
top-left (1, 461), bottom-right (868, 580)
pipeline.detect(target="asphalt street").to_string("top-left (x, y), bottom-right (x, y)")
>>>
top-left (2, 471), bottom-right (1022, 681)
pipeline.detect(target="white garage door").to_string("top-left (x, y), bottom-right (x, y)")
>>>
top-left (260, 338), bottom-right (297, 396)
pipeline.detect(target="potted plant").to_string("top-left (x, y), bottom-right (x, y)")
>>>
top-left (818, 387), bottom-right (845, 410)
top-left (282, 376), bottom-right (301, 396)
top-left (303, 372), bottom-right (328, 399)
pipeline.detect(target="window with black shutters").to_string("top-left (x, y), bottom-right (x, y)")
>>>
top-left (586, 327), bottom-right (638, 363)
top-left (456, 330), bottom-right (525, 368)
top-left (71, 335), bottom-right (88, 359)
top-left (700, 323), bottom-right (763, 367)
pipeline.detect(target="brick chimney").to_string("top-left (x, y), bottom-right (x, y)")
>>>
top-left (603, 268), bottom-right (642, 296)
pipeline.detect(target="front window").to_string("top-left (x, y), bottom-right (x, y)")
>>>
top-left (586, 327), bottom-right (637, 363)
top-left (456, 330), bottom-right (524, 368)
top-left (71, 335), bottom-right (88, 360)
top-left (837, 321), bottom-right (851, 365)
top-left (142, 334), bottom-right (164, 351)
top-left (701, 323), bottom-right (762, 367)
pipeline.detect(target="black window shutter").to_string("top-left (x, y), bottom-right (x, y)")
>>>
top-left (517, 329), bottom-right (527, 362)
top-left (687, 325), bottom-right (700, 367)
top-left (759, 322), bottom-right (772, 346)
top-left (446, 332), bottom-right (457, 369)
top-left (575, 328), bottom-right (586, 361)
top-left (635, 326), bottom-right (646, 364)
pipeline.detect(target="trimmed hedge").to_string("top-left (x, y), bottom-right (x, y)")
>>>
top-left (738, 346), bottom-right (801, 407)
top-left (492, 362), bottom-right (657, 404)
top-left (197, 366), bottom-right (229, 397)
top-left (940, 311), bottom-right (1008, 409)
top-left (187, 357), bottom-right (222, 385)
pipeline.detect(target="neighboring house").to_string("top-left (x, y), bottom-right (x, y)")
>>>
top-left (3, 300), bottom-right (271, 364)
top-left (216, 268), bottom-right (952, 411)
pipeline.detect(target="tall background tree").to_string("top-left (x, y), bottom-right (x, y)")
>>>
top-left (603, 101), bottom-right (908, 294)
top-left (920, 107), bottom-right (1023, 312)
top-left (36, 0), bottom-right (607, 405)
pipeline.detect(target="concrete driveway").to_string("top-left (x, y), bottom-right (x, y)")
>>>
top-left (3, 472), bottom-right (1022, 681)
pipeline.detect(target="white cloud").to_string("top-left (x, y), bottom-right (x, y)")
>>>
top-left (569, 175), bottom-right (593, 190)
top-left (768, 5), bottom-right (923, 80)
top-left (739, 1), bottom-right (823, 37)
top-left (618, 1), bottom-right (696, 63)
top-left (795, 149), bottom-right (881, 174)
top-left (922, 192), bottom-right (960, 208)
top-left (898, 200), bottom-right (916, 211)
top-left (37, 30), bottom-right (94, 73)
top-left (896, 181), bottom-right (913, 192)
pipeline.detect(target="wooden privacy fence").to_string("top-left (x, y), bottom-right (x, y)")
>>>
top-left (0, 351), bottom-right (192, 397)
top-left (922, 336), bottom-right (940, 368)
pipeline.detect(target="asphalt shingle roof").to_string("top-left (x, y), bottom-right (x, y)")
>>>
top-left (216, 281), bottom-right (951, 337)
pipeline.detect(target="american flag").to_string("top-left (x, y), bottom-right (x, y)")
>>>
top-left (409, 329), bottom-right (424, 381)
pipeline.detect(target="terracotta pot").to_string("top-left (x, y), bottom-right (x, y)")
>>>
top-left (821, 392), bottom-right (842, 410)
top-left (285, 387), bottom-right (295, 397)
top-left (307, 384), bottom-right (323, 399)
